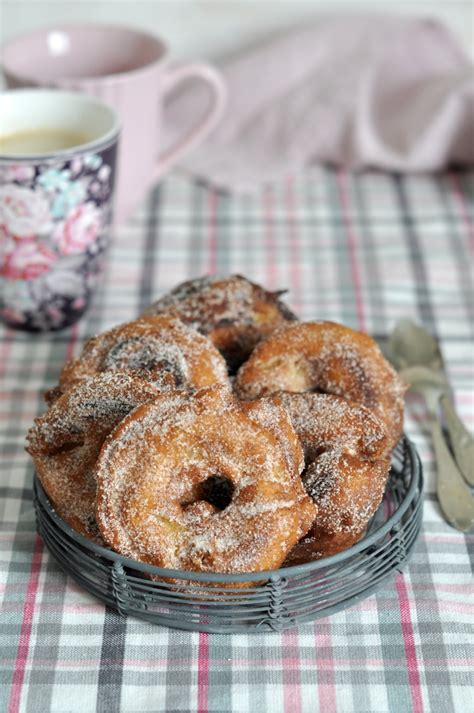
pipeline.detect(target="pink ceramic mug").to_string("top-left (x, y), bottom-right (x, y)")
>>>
top-left (2, 24), bottom-right (227, 224)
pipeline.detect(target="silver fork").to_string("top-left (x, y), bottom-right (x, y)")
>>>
top-left (386, 320), bottom-right (474, 533)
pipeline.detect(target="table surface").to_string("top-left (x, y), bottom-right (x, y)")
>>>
top-left (1, 167), bottom-right (473, 713)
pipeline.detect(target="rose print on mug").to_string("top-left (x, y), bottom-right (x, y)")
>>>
top-left (0, 145), bottom-right (116, 331)
top-left (0, 184), bottom-right (52, 238)
top-left (1, 240), bottom-right (58, 280)
top-left (0, 89), bottom-right (119, 331)
top-left (54, 201), bottom-right (101, 255)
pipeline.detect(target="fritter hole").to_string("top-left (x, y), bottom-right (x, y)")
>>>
top-left (197, 475), bottom-right (235, 511)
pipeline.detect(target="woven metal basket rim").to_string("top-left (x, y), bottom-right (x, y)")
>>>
top-left (34, 435), bottom-right (421, 583)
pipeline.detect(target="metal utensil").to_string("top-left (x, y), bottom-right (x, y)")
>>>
top-left (439, 394), bottom-right (474, 487)
top-left (386, 319), bottom-right (474, 486)
top-left (386, 319), bottom-right (474, 533)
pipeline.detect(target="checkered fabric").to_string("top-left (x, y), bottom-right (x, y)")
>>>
top-left (1, 167), bottom-right (473, 713)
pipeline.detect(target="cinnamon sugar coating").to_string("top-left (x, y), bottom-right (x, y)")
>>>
top-left (51, 314), bottom-right (230, 401)
top-left (240, 395), bottom-right (305, 483)
top-left (235, 320), bottom-right (405, 450)
top-left (26, 373), bottom-right (162, 542)
top-left (141, 274), bottom-right (297, 371)
top-left (94, 386), bottom-right (317, 578)
top-left (25, 276), bottom-right (406, 576)
top-left (279, 392), bottom-right (389, 462)
top-left (280, 393), bottom-right (391, 564)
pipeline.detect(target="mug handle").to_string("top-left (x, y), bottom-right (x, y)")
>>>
top-left (154, 63), bottom-right (227, 180)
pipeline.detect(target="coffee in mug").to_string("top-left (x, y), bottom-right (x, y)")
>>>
top-left (0, 129), bottom-right (91, 155)
top-left (0, 89), bottom-right (120, 332)
top-left (2, 24), bottom-right (227, 224)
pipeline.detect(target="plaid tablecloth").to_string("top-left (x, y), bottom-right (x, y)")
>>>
top-left (1, 167), bottom-right (473, 713)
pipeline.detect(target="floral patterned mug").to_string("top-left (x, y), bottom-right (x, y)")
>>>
top-left (0, 89), bottom-right (119, 331)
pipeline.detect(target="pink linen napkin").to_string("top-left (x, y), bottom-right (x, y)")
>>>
top-left (166, 15), bottom-right (474, 192)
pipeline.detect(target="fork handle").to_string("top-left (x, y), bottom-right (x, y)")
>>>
top-left (440, 395), bottom-right (474, 487)
top-left (431, 419), bottom-right (474, 532)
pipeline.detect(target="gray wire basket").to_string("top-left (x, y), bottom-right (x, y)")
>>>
top-left (33, 437), bottom-right (422, 633)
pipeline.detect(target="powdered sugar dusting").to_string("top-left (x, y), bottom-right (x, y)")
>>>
top-left (58, 314), bottom-right (230, 396)
top-left (95, 386), bottom-right (316, 575)
top-left (302, 450), bottom-right (389, 536)
top-left (279, 392), bottom-right (388, 460)
top-left (28, 290), bottom-right (404, 573)
top-left (141, 274), bottom-right (297, 369)
top-left (277, 391), bottom-right (392, 562)
top-left (235, 320), bottom-right (405, 449)
top-left (26, 372), bottom-right (163, 541)
top-left (241, 396), bottom-right (305, 479)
